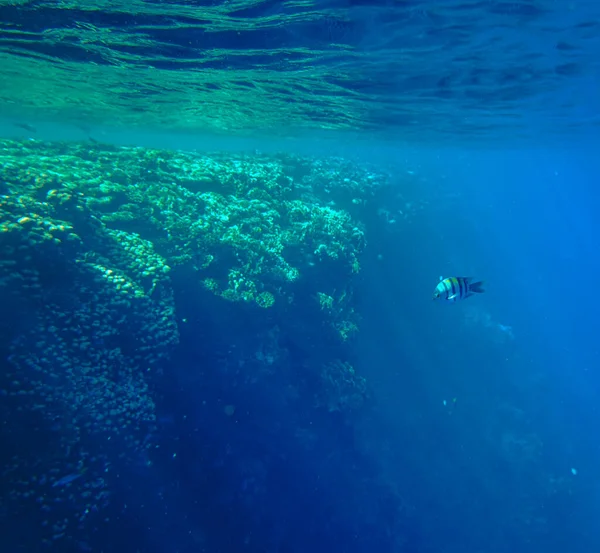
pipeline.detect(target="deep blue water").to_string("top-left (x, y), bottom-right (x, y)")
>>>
top-left (1, 1), bottom-right (600, 553)
top-left (355, 147), bottom-right (600, 552)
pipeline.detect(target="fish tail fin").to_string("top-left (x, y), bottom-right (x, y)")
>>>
top-left (469, 280), bottom-right (485, 294)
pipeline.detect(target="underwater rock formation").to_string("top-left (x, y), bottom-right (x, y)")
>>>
top-left (0, 138), bottom-right (388, 546)
top-left (0, 151), bottom-right (178, 544)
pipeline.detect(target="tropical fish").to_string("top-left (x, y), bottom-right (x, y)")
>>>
top-left (433, 276), bottom-right (485, 302)
top-left (52, 468), bottom-right (87, 488)
top-left (13, 122), bottom-right (37, 133)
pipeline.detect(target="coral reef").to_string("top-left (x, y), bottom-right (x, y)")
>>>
top-left (0, 138), bottom-right (387, 546)
top-left (0, 160), bottom-right (178, 542)
top-left (317, 359), bottom-right (369, 413)
top-left (0, 141), bottom-right (371, 317)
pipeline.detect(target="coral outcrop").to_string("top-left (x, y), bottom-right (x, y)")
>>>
top-left (0, 138), bottom-right (388, 545)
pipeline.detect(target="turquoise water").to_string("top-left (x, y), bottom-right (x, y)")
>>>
top-left (1, 0), bottom-right (600, 141)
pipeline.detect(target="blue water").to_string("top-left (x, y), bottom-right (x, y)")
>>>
top-left (356, 147), bottom-right (600, 552)
top-left (1, 1), bottom-right (600, 552)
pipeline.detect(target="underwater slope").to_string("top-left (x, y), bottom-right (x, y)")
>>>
top-left (0, 138), bottom-right (396, 551)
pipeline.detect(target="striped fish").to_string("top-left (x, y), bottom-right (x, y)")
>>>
top-left (433, 276), bottom-right (485, 302)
